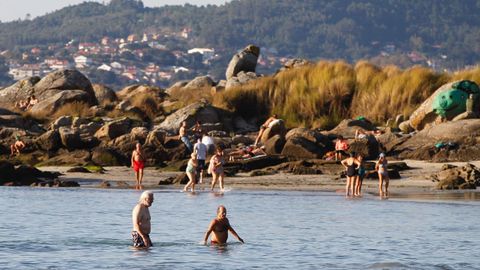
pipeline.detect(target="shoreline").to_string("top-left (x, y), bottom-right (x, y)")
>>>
top-left (36, 159), bottom-right (480, 201)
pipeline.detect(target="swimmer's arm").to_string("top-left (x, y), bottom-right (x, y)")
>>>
top-left (203, 220), bottom-right (216, 245)
top-left (227, 221), bottom-right (244, 243)
top-left (131, 152), bottom-right (134, 167)
top-left (340, 159), bottom-right (348, 168)
top-left (132, 206), bottom-right (150, 247)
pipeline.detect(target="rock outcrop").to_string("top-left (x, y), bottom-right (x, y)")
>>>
top-left (157, 102), bottom-right (220, 133)
top-left (225, 45), bottom-right (260, 90)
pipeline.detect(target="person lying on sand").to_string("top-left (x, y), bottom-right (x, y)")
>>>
top-left (203, 205), bottom-right (244, 245)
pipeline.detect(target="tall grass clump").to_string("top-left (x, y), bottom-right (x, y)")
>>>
top-left (168, 86), bottom-right (213, 107)
top-left (129, 93), bottom-right (164, 120)
top-left (215, 60), bottom-right (480, 128)
top-left (52, 101), bottom-right (93, 119)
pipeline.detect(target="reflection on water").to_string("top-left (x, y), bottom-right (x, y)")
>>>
top-left (0, 187), bottom-right (479, 269)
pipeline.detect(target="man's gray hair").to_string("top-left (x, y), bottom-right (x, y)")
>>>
top-left (139, 191), bottom-right (154, 202)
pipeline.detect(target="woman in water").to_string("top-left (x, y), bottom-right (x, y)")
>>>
top-left (208, 146), bottom-right (225, 192)
top-left (375, 153), bottom-right (389, 197)
top-left (183, 153), bottom-right (198, 192)
top-left (341, 152), bottom-right (360, 197)
top-left (203, 205), bottom-right (244, 245)
top-left (355, 153), bottom-right (366, 196)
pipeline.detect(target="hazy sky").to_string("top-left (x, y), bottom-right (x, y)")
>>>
top-left (0, 0), bottom-right (229, 22)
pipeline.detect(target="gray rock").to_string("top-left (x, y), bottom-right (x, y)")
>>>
top-left (72, 117), bottom-right (89, 128)
top-left (29, 90), bottom-right (94, 116)
top-left (59, 127), bottom-right (83, 149)
top-left (260, 119), bottom-right (286, 144)
top-left (157, 102), bottom-right (220, 133)
top-left (94, 117), bottom-right (132, 141)
top-left (35, 130), bottom-right (61, 151)
top-left (51, 116), bottom-right (73, 130)
top-left (225, 45), bottom-right (260, 80)
top-left (0, 77), bottom-right (40, 109)
top-left (264, 134), bottom-right (286, 155)
top-left (184, 76), bottom-right (215, 89)
top-left (116, 100), bottom-right (131, 111)
top-left (92, 84), bottom-right (117, 105)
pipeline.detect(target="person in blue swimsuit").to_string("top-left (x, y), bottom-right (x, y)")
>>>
top-left (355, 153), bottom-right (366, 196)
top-left (183, 153), bottom-right (198, 192)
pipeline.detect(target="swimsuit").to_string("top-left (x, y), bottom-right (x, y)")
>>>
top-left (378, 160), bottom-right (388, 176)
top-left (133, 160), bottom-right (145, 172)
top-left (132, 231), bottom-right (152, 248)
top-left (346, 163), bottom-right (357, 177)
top-left (358, 166), bottom-right (366, 178)
top-left (186, 161), bottom-right (195, 173)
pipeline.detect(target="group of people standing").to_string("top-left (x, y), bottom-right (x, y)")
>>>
top-left (341, 152), bottom-right (390, 197)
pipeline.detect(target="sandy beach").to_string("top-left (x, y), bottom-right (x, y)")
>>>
top-left (39, 159), bottom-right (480, 200)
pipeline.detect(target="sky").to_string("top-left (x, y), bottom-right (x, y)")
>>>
top-left (0, 0), bottom-right (229, 22)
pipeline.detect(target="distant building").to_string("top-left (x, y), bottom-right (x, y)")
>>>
top-left (9, 64), bottom-right (45, 80)
top-left (44, 59), bottom-right (72, 70)
top-left (101, 37), bottom-right (110, 46)
top-left (187, 48), bottom-right (215, 62)
top-left (74, 55), bottom-right (93, 68)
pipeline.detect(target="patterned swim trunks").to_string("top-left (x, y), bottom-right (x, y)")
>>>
top-left (132, 231), bottom-right (152, 248)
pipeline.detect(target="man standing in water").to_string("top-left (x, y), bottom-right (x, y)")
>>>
top-left (203, 205), bottom-right (244, 245)
top-left (131, 143), bottom-right (145, 190)
top-left (132, 191), bottom-right (154, 248)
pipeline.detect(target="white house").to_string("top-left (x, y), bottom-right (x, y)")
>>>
top-left (187, 48), bottom-right (215, 62)
top-left (74, 55), bottom-right (92, 68)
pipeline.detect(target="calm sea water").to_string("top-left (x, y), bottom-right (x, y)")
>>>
top-left (0, 187), bottom-right (479, 270)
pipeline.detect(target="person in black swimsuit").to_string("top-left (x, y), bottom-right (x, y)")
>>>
top-left (203, 205), bottom-right (244, 245)
top-left (341, 152), bottom-right (360, 197)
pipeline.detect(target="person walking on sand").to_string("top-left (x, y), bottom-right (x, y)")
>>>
top-left (131, 143), bottom-right (145, 190)
top-left (341, 152), bottom-right (360, 197)
top-left (335, 136), bottom-right (349, 161)
top-left (208, 146), bottom-right (225, 192)
top-left (179, 121), bottom-right (193, 153)
top-left (355, 153), bottom-right (366, 196)
top-left (10, 135), bottom-right (26, 157)
top-left (193, 136), bottom-right (207, 184)
top-left (375, 153), bottom-right (389, 197)
top-left (132, 191), bottom-right (154, 248)
top-left (183, 153), bottom-right (198, 192)
top-left (203, 205), bottom-right (244, 245)
top-left (254, 114), bottom-right (278, 146)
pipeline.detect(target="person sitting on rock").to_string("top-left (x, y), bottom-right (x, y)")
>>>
top-left (10, 135), bottom-right (26, 157)
top-left (254, 114), bottom-right (278, 146)
top-left (15, 97), bottom-right (30, 111)
top-left (179, 121), bottom-right (193, 153)
top-left (335, 135), bottom-right (349, 161)
top-left (355, 129), bottom-right (384, 140)
top-left (26, 95), bottom-right (38, 110)
top-left (191, 120), bottom-right (203, 140)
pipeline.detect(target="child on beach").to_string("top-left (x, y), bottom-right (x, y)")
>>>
top-left (203, 205), bottom-right (244, 245)
top-left (183, 153), bottom-right (198, 192)
top-left (208, 146), bottom-right (225, 192)
top-left (335, 136), bottom-right (349, 161)
top-left (375, 153), bottom-right (389, 197)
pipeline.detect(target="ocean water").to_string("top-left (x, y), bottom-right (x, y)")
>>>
top-left (0, 187), bottom-right (479, 270)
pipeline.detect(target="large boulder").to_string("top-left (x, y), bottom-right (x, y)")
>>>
top-left (92, 84), bottom-right (117, 105)
top-left (157, 102), bottom-right (220, 133)
top-left (94, 117), bottom-right (132, 141)
top-left (29, 90), bottom-right (94, 116)
top-left (0, 77), bottom-right (40, 109)
top-left (0, 160), bottom-right (16, 185)
top-left (226, 45), bottom-right (260, 81)
top-left (286, 128), bottom-right (333, 147)
top-left (348, 136), bottom-right (380, 160)
top-left (35, 130), bottom-right (61, 152)
top-left (396, 119), bottom-right (480, 161)
top-left (327, 119), bottom-right (377, 138)
top-left (0, 113), bottom-right (42, 133)
top-left (431, 164), bottom-right (479, 190)
top-left (116, 84), bottom-right (165, 101)
top-left (225, 71), bottom-right (259, 90)
top-left (264, 134), bottom-right (286, 155)
top-left (33, 69), bottom-right (96, 103)
top-left (184, 76), bottom-right (215, 89)
top-left (409, 80), bottom-right (480, 131)
top-left (281, 137), bottom-right (327, 159)
top-left (91, 148), bottom-right (124, 166)
top-left (58, 127), bottom-right (83, 149)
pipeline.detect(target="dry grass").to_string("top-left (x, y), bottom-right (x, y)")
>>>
top-left (52, 101), bottom-right (94, 119)
top-left (129, 93), bottom-right (164, 120)
top-left (168, 86), bottom-right (213, 107)
top-left (215, 60), bottom-right (480, 128)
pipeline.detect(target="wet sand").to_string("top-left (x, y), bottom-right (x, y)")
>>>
top-left (39, 159), bottom-right (480, 200)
